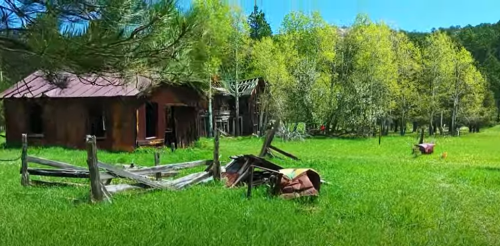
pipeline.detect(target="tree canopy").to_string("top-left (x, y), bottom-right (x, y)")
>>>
top-left (0, 1), bottom-right (496, 135)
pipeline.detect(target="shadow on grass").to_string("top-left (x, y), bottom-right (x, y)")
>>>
top-left (474, 166), bottom-right (500, 172)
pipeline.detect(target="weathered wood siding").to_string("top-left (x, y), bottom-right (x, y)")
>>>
top-left (174, 106), bottom-right (199, 148)
top-left (3, 84), bottom-right (205, 151)
top-left (4, 98), bottom-right (138, 152)
top-left (136, 85), bottom-right (206, 147)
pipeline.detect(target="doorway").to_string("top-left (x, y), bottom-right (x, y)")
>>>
top-left (145, 101), bottom-right (158, 138)
top-left (164, 106), bottom-right (176, 149)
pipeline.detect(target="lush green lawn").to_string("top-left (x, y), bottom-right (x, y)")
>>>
top-left (1, 127), bottom-right (500, 246)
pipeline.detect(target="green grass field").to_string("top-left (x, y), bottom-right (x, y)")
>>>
top-left (1, 127), bottom-right (500, 246)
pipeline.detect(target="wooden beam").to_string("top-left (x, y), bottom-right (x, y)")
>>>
top-left (123, 160), bottom-right (209, 174)
top-left (98, 162), bottom-right (168, 189)
top-left (269, 145), bottom-right (300, 161)
top-left (247, 165), bottom-right (254, 199)
top-left (26, 156), bottom-right (87, 170)
top-left (259, 121), bottom-right (280, 158)
top-left (105, 184), bottom-right (145, 194)
top-left (86, 135), bottom-right (109, 203)
top-left (213, 130), bottom-right (221, 180)
top-left (21, 134), bottom-right (29, 186)
top-left (30, 180), bottom-right (87, 187)
top-left (154, 152), bottom-right (161, 181)
top-left (130, 170), bottom-right (178, 177)
top-left (27, 168), bottom-right (90, 178)
top-left (170, 171), bottom-right (211, 189)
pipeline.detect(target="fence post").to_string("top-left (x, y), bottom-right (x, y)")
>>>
top-left (21, 133), bottom-right (29, 186)
top-left (246, 165), bottom-right (254, 199)
top-left (154, 151), bottom-right (161, 181)
top-left (212, 130), bottom-right (221, 181)
top-left (259, 121), bottom-right (279, 158)
top-left (86, 135), bottom-right (105, 203)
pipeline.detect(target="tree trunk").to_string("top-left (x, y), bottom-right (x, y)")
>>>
top-left (400, 113), bottom-right (405, 136)
top-left (412, 122), bottom-right (418, 133)
top-left (292, 122), bottom-right (299, 132)
top-left (394, 119), bottom-right (399, 133)
top-left (451, 100), bottom-right (458, 136)
top-left (429, 115), bottom-right (434, 135)
top-left (439, 111), bottom-right (444, 135)
top-left (208, 78), bottom-right (213, 138)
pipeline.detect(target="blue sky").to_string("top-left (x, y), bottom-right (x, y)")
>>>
top-left (181, 0), bottom-right (500, 33)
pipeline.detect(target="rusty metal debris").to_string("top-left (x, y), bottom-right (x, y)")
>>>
top-left (220, 155), bottom-right (321, 199)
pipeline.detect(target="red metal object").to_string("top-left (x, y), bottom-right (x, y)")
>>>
top-left (416, 143), bottom-right (435, 154)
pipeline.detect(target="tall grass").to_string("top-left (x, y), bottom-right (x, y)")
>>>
top-left (0, 127), bottom-right (500, 245)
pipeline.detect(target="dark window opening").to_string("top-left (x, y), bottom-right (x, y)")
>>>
top-left (145, 102), bottom-right (158, 138)
top-left (28, 102), bottom-right (44, 135)
top-left (89, 106), bottom-right (106, 138)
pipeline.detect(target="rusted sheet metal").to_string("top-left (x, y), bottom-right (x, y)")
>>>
top-left (278, 168), bottom-right (321, 199)
top-left (222, 155), bottom-right (321, 199)
top-left (0, 71), bottom-right (153, 99)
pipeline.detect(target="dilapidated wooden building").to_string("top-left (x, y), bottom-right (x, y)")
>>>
top-left (199, 77), bottom-right (266, 136)
top-left (0, 71), bottom-right (206, 151)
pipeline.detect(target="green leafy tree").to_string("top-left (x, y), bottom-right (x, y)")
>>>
top-left (345, 15), bottom-right (398, 135)
top-left (190, 0), bottom-right (235, 137)
top-left (420, 31), bottom-right (455, 134)
top-left (391, 31), bottom-right (422, 135)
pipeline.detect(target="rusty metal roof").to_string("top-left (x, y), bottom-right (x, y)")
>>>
top-left (0, 71), bottom-right (154, 99)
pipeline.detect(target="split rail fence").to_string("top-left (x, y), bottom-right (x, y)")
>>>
top-left (20, 134), bottom-right (215, 203)
top-left (19, 122), bottom-right (301, 203)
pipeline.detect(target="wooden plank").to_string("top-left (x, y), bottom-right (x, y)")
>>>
top-left (86, 135), bottom-right (108, 203)
top-left (259, 121), bottom-right (280, 157)
top-left (105, 184), bottom-right (145, 194)
top-left (213, 130), bottom-right (221, 180)
top-left (124, 160), bottom-right (208, 174)
top-left (98, 162), bottom-right (167, 189)
top-left (31, 180), bottom-right (87, 187)
top-left (27, 168), bottom-right (90, 178)
top-left (130, 170), bottom-right (178, 177)
top-left (23, 168), bottom-right (115, 180)
top-left (26, 156), bottom-right (87, 170)
top-left (172, 172), bottom-right (211, 189)
top-left (21, 133), bottom-right (29, 186)
top-left (247, 165), bottom-right (254, 198)
top-left (154, 152), bottom-right (161, 181)
top-left (269, 145), bottom-right (300, 160)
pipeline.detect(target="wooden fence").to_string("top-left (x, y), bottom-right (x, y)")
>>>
top-left (20, 134), bottom-right (214, 203)
top-left (19, 123), bottom-right (300, 203)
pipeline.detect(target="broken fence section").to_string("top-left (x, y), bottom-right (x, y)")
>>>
top-left (20, 134), bottom-right (213, 203)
